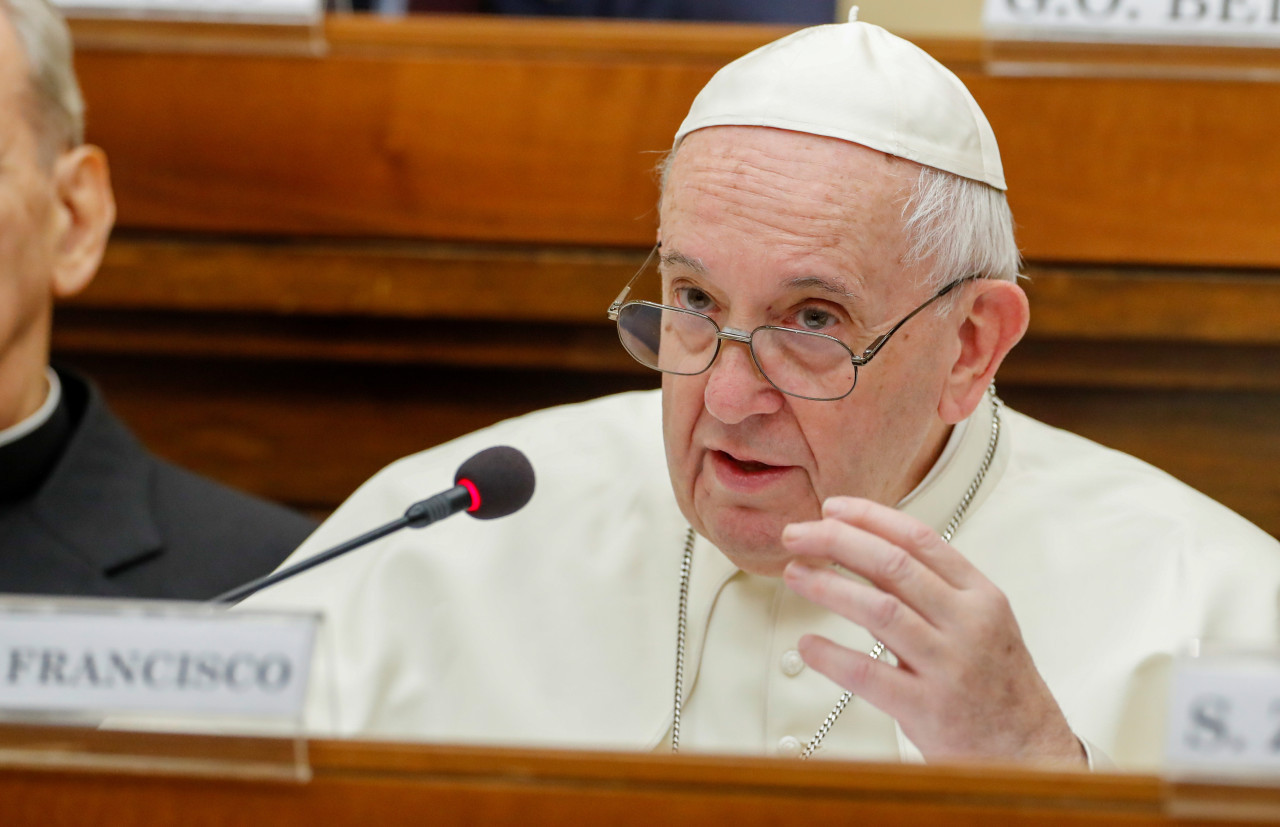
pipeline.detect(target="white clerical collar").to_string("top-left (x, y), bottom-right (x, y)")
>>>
top-left (899, 417), bottom-right (968, 506)
top-left (896, 387), bottom-right (1009, 536)
top-left (0, 368), bottom-right (62, 449)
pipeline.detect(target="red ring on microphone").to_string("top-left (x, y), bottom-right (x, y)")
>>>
top-left (458, 478), bottom-right (481, 513)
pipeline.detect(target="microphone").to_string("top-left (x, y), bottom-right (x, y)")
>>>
top-left (212, 446), bottom-right (535, 605)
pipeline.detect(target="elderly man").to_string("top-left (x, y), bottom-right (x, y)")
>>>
top-left (243, 17), bottom-right (1280, 769)
top-left (0, 0), bottom-right (315, 597)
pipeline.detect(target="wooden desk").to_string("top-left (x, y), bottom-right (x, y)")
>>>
top-left (4, 727), bottom-right (1278, 826)
top-left (62, 17), bottom-right (1279, 533)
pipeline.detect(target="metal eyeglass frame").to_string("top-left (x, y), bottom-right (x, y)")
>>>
top-left (606, 246), bottom-right (981, 401)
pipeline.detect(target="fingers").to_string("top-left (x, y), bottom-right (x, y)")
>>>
top-left (780, 508), bottom-right (966, 629)
top-left (779, 497), bottom-right (1086, 766)
top-left (783, 560), bottom-right (943, 667)
top-left (820, 497), bottom-right (979, 589)
top-left (796, 633), bottom-right (920, 726)
top-left (800, 631), bottom-right (1083, 765)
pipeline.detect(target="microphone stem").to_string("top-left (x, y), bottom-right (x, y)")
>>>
top-left (211, 486), bottom-right (474, 605)
top-left (212, 515), bottom-right (411, 605)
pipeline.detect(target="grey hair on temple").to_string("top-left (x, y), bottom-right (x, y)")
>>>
top-left (0, 0), bottom-right (85, 163)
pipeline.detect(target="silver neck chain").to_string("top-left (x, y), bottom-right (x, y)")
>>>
top-left (671, 391), bottom-right (1003, 758)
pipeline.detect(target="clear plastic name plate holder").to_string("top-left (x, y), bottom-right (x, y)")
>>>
top-left (1164, 642), bottom-right (1280, 821)
top-left (982, 0), bottom-right (1280, 82)
top-left (0, 595), bottom-right (320, 782)
top-left (53, 0), bottom-right (325, 57)
top-left (984, 0), bottom-right (1280, 47)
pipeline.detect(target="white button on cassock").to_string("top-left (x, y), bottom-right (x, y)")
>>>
top-left (780, 649), bottom-right (805, 676)
top-left (777, 735), bottom-right (803, 757)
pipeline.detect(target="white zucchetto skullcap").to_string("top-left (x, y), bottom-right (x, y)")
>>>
top-left (673, 8), bottom-right (1006, 191)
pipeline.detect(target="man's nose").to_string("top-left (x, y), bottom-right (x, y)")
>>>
top-left (702, 334), bottom-right (784, 425)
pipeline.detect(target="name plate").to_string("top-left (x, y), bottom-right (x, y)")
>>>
top-left (0, 597), bottom-right (317, 721)
top-left (984, 0), bottom-right (1280, 45)
top-left (1166, 649), bottom-right (1280, 779)
top-left (53, 0), bottom-right (322, 26)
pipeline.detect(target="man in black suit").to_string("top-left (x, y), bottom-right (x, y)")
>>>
top-left (0, 0), bottom-right (315, 599)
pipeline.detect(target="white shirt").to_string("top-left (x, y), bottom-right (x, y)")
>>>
top-left (243, 389), bottom-right (1280, 770)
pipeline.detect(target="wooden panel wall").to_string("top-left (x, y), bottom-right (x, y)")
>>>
top-left (69, 18), bottom-right (1280, 268)
top-left (60, 16), bottom-right (1280, 535)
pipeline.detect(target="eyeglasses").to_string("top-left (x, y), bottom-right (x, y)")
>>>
top-left (606, 247), bottom-right (979, 401)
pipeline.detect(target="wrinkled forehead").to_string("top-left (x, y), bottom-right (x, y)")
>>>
top-left (658, 127), bottom-right (921, 287)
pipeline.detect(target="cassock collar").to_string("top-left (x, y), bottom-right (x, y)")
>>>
top-left (25, 369), bottom-right (163, 576)
top-left (0, 367), bottom-right (61, 448)
top-left (897, 387), bottom-right (1009, 538)
top-left (0, 369), bottom-right (72, 503)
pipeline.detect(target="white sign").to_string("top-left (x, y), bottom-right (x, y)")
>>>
top-left (0, 599), bottom-right (317, 720)
top-left (984, 0), bottom-right (1280, 44)
top-left (1166, 651), bottom-right (1280, 779)
top-left (53, 0), bottom-right (322, 25)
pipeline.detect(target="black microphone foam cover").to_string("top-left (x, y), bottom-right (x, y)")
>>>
top-left (454, 445), bottom-right (536, 520)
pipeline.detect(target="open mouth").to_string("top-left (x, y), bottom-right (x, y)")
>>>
top-left (716, 451), bottom-right (778, 473)
top-left (709, 449), bottom-right (792, 493)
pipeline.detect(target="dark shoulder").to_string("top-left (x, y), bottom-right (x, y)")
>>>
top-left (33, 368), bottom-right (316, 600)
top-left (149, 459), bottom-right (316, 547)
top-left (144, 458), bottom-right (317, 589)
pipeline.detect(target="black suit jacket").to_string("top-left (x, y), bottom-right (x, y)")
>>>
top-left (0, 371), bottom-right (316, 599)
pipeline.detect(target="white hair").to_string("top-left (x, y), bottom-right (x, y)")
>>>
top-left (901, 165), bottom-right (1021, 293)
top-left (0, 0), bottom-right (85, 164)
top-left (657, 148), bottom-right (1022, 297)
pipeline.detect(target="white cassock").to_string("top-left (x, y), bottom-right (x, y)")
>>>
top-left (242, 388), bottom-right (1280, 770)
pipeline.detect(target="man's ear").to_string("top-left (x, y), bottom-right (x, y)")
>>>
top-left (49, 145), bottom-right (115, 299)
top-left (938, 279), bottom-right (1029, 423)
